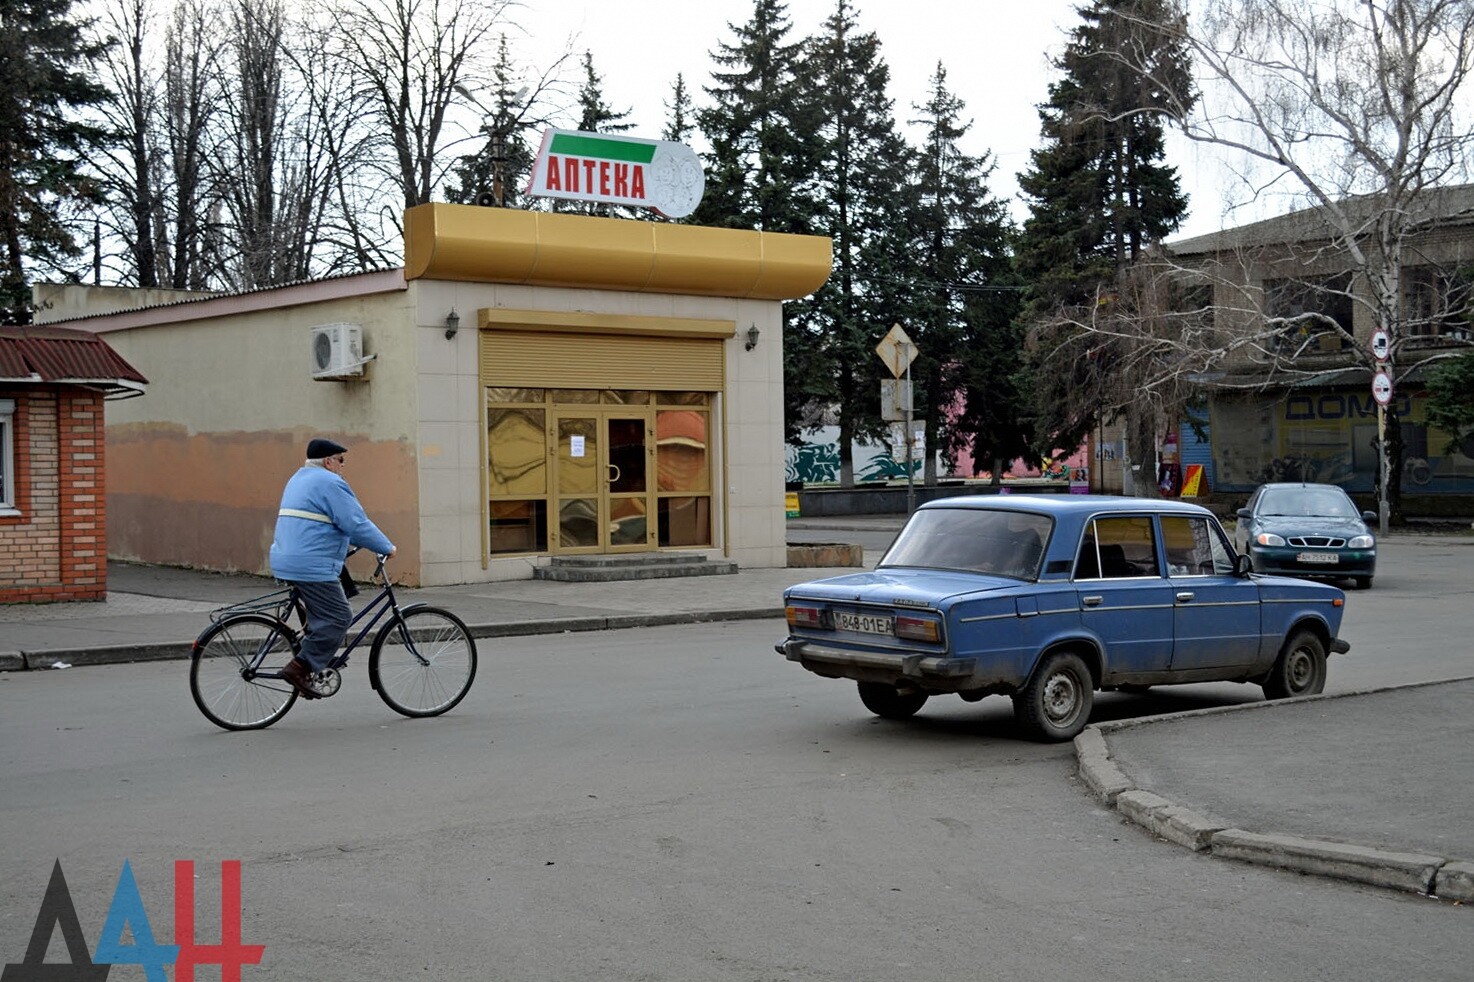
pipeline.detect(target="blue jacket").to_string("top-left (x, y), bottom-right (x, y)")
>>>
top-left (269, 465), bottom-right (395, 582)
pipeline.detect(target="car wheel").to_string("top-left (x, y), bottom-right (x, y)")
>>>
top-left (1262, 629), bottom-right (1327, 700)
top-left (857, 682), bottom-right (928, 720)
top-left (1012, 651), bottom-right (1094, 742)
top-left (1353, 576), bottom-right (1373, 590)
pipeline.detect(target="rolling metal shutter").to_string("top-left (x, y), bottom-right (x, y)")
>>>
top-left (479, 331), bottom-right (725, 391)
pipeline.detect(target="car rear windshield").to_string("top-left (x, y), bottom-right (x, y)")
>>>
top-left (1259, 487), bottom-right (1359, 518)
top-left (879, 508), bottom-right (1052, 580)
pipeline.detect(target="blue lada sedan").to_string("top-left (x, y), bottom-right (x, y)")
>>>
top-left (777, 495), bottom-right (1350, 741)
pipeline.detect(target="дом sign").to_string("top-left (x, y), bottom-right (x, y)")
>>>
top-left (526, 129), bottom-right (705, 219)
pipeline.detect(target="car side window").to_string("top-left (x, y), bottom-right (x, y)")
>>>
top-left (1078, 516), bottom-right (1160, 578)
top-left (1162, 516), bottom-right (1235, 575)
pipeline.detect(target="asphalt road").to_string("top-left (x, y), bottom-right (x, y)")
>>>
top-left (3, 536), bottom-right (1471, 982)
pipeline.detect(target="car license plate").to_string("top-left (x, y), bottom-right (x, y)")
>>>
top-left (1297, 552), bottom-right (1339, 564)
top-left (834, 612), bottom-right (894, 635)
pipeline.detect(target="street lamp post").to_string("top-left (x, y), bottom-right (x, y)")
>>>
top-left (456, 84), bottom-right (528, 208)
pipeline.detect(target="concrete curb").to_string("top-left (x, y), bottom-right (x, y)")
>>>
top-left (1077, 679), bottom-right (1474, 904)
top-left (2, 607), bottom-right (790, 672)
top-left (1210, 830), bottom-right (1443, 894)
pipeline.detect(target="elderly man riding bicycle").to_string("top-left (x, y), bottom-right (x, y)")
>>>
top-left (269, 438), bottom-right (395, 699)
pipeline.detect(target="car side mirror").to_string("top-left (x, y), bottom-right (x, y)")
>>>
top-left (1362, 511), bottom-right (1378, 524)
top-left (1235, 554), bottom-right (1253, 577)
top-left (1235, 507), bottom-right (1252, 520)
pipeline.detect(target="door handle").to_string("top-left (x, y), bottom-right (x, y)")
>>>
top-left (1176, 592), bottom-right (1195, 603)
top-left (607, 463), bottom-right (621, 485)
top-left (1082, 595), bottom-right (1103, 607)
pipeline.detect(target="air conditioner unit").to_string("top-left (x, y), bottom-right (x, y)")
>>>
top-left (310, 323), bottom-right (370, 379)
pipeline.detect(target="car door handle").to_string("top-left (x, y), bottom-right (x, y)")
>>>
top-left (1082, 595), bottom-right (1103, 607)
top-left (1176, 592), bottom-right (1195, 603)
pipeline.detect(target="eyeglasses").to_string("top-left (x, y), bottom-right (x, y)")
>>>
top-left (331, 455), bottom-right (347, 465)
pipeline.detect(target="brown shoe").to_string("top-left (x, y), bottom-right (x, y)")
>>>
top-left (281, 658), bottom-right (320, 699)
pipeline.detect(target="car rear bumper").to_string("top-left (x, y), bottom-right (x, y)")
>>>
top-left (777, 638), bottom-right (979, 691)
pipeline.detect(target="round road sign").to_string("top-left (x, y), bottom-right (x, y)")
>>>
top-left (1371, 370), bottom-right (1393, 406)
top-left (1371, 330), bottom-right (1390, 361)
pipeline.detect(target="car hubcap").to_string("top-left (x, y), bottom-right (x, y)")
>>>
top-left (1043, 671), bottom-right (1081, 724)
top-left (1287, 649), bottom-right (1313, 691)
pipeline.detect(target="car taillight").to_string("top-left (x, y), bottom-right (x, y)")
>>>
top-left (786, 604), bottom-right (831, 630)
top-left (894, 615), bottom-right (941, 643)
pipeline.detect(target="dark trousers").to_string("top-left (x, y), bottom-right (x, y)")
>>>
top-left (291, 579), bottom-right (352, 673)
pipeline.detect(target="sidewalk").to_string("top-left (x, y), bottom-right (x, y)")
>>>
top-left (1, 519), bottom-right (1471, 903)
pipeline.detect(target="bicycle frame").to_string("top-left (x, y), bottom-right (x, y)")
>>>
top-left (210, 555), bottom-right (418, 681)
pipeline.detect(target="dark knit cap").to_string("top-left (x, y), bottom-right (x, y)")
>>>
top-left (306, 438), bottom-right (348, 460)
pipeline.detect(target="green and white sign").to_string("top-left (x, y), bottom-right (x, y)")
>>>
top-left (527, 129), bottom-right (705, 219)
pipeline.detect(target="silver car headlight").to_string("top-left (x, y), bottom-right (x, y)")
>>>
top-left (1254, 532), bottom-right (1286, 546)
top-left (1348, 534), bottom-right (1375, 549)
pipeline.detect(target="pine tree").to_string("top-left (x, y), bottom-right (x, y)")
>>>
top-left (1015, 0), bottom-right (1195, 457)
top-left (559, 50), bottom-right (634, 216)
top-left (574, 50), bottom-right (631, 135)
top-left (906, 63), bottom-right (1025, 484)
top-left (1018, 0), bottom-right (1192, 306)
top-left (661, 73), bottom-right (694, 145)
top-left (796, 0), bottom-right (912, 480)
top-left (0, 0), bottom-right (113, 323)
top-left (693, 0), bottom-right (820, 233)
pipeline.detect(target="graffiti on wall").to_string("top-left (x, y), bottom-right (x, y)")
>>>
top-left (785, 427), bottom-right (938, 484)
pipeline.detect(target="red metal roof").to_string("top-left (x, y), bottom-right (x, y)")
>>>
top-left (0, 325), bottom-right (148, 396)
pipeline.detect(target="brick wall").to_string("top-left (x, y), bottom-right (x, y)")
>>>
top-left (0, 386), bottom-right (108, 602)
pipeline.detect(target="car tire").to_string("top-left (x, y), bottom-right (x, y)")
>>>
top-left (1353, 576), bottom-right (1373, 590)
top-left (1261, 629), bottom-right (1327, 700)
top-left (857, 682), bottom-right (928, 720)
top-left (1012, 651), bottom-right (1094, 742)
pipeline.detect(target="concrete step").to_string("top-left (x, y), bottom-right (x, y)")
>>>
top-left (544, 552), bottom-right (710, 568)
top-left (533, 553), bottom-right (739, 582)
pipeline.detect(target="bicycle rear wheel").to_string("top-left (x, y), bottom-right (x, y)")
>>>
top-left (369, 606), bottom-right (477, 718)
top-left (191, 613), bottom-right (299, 730)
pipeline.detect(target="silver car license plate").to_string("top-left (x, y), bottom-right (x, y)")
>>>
top-left (834, 612), bottom-right (894, 635)
top-left (1297, 551), bottom-right (1339, 564)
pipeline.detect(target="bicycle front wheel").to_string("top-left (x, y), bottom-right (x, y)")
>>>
top-left (190, 613), bottom-right (299, 731)
top-left (369, 606), bottom-right (477, 718)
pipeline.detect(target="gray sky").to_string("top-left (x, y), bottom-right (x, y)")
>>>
top-left (517, 0), bottom-right (1235, 238)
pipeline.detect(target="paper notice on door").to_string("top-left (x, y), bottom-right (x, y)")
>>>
top-left (570, 435), bottom-right (586, 458)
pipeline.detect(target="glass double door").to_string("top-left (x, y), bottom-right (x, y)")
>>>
top-left (554, 411), bottom-right (655, 553)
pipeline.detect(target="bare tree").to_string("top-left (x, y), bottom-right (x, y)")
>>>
top-left (329, 0), bottom-right (514, 218)
top-left (94, 0), bottom-right (164, 287)
top-left (1074, 0), bottom-right (1474, 518)
top-left (162, 0), bottom-right (226, 289)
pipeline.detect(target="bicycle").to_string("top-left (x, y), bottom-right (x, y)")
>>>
top-left (189, 552), bottom-right (477, 731)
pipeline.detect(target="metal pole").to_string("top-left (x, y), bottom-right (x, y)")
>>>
top-left (905, 351), bottom-right (915, 515)
top-left (1377, 401), bottom-right (1389, 535)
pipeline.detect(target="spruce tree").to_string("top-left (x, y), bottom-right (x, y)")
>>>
top-left (906, 63), bottom-right (1024, 484)
top-left (693, 0), bottom-right (820, 233)
top-left (0, 0), bottom-right (113, 323)
top-left (797, 0), bottom-right (912, 481)
top-left (445, 36), bottom-right (536, 210)
top-left (661, 73), bottom-right (695, 145)
top-left (1015, 0), bottom-right (1194, 456)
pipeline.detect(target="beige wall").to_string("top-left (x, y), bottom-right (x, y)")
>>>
top-left (408, 279), bottom-right (788, 585)
top-left (55, 272), bottom-right (791, 585)
top-left (95, 283), bottom-right (423, 581)
top-left (33, 284), bottom-right (221, 322)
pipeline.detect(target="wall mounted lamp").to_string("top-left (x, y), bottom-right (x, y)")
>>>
top-left (745, 324), bottom-right (760, 351)
top-left (444, 309), bottom-right (460, 340)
